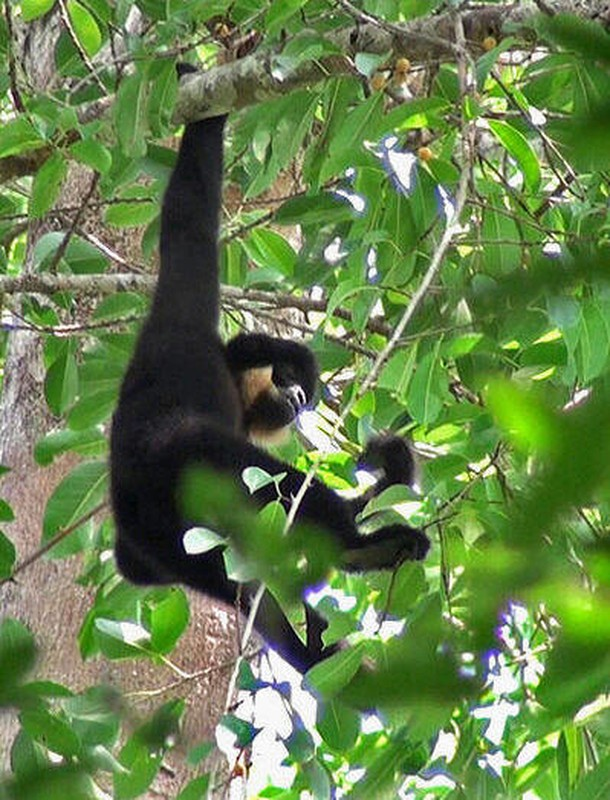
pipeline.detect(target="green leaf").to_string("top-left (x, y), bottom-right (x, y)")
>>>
top-left (176, 776), bottom-right (210, 800)
top-left (306, 644), bottom-right (365, 697)
top-left (572, 755), bottom-right (610, 800)
top-left (236, 660), bottom-right (259, 691)
top-left (182, 527), bottom-right (225, 555)
top-left (1, 764), bottom-right (96, 799)
top-left (0, 531), bottom-right (16, 580)
top-left (44, 340), bottom-right (78, 416)
top-left (20, 708), bottom-right (81, 758)
top-left (149, 589), bottom-right (190, 654)
top-left (0, 499), bottom-right (14, 522)
top-left (385, 562), bottom-right (427, 617)
top-left (476, 37), bottom-right (517, 88)
top-left (274, 193), bottom-right (357, 226)
top-left (115, 721), bottom-right (162, 799)
top-left (148, 60), bottom-right (179, 136)
top-left (105, 188), bottom-right (157, 227)
top-left (488, 119), bottom-right (541, 193)
top-left (486, 379), bottom-right (561, 454)
top-left (317, 699), bottom-right (360, 751)
top-left (285, 725), bottom-right (315, 762)
top-left (30, 152), bottom-right (68, 218)
top-left (0, 620), bottom-right (37, 697)
top-left (92, 292), bottom-right (147, 321)
top-left (21, 0), bottom-right (56, 22)
top-left (34, 428), bottom-right (106, 466)
top-left (0, 117), bottom-right (44, 158)
top-left (242, 466), bottom-right (286, 494)
top-left (95, 618), bottom-right (152, 659)
top-left (243, 228), bottom-right (296, 276)
top-left (9, 729), bottom-right (49, 778)
top-left (42, 460), bottom-right (108, 545)
top-left (537, 13), bottom-right (610, 65)
top-left (69, 137), bottom-right (112, 173)
top-left (219, 714), bottom-right (259, 748)
top-left (480, 196), bottom-right (522, 275)
top-left (114, 71), bottom-right (150, 158)
top-left (320, 93), bottom-right (384, 181)
top-left (348, 737), bottom-right (407, 800)
top-left (67, 0), bottom-right (102, 57)
top-left (265, 0), bottom-right (306, 34)
top-left (33, 232), bottom-right (108, 272)
top-left (186, 741), bottom-right (214, 767)
top-left (406, 349), bottom-right (447, 425)
top-left (62, 686), bottom-right (121, 747)
top-left (68, 389), bottom-right (117, 429)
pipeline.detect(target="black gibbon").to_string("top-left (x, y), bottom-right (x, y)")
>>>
top-left (110, 68), bottom-right (429, 672)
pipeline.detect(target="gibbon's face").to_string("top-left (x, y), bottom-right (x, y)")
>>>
top-left (240, 361), bottom-right (313, 445)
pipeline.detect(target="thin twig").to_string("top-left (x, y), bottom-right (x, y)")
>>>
top-left (58, 0), bottom-right (106, 93)
top-left (2, 501), bottom-right (108, 584)
top-left (48, 173), bottom-right (101, 274)
top-left (223, 583), bottom-right (267, 712)
top-left (125, 654), bottom-right (251, 700)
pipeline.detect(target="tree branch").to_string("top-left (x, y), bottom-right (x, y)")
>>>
top-left (175, 0), bottom-right (606, 121)
top-left (0, 273), bottom-right (392, 337)
top-left (1, 501), bottom-right (107, 584)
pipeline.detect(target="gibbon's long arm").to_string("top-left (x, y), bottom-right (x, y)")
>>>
top-left (110, 68), bottom-right (429, 673)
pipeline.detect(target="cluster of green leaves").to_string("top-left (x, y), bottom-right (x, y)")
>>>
top-left (2, 0), bottom-right (610, 797)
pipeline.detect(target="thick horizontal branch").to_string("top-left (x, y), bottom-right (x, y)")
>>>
top-left (173, 4), bottom-right (503, 121)
top-left (0, 273), bottom-right (391, 337)
top-left (174, 0), bottom-right (601, 121)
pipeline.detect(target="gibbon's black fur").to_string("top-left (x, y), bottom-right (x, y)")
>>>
top-left (110, 69), bottom-right (429, 672)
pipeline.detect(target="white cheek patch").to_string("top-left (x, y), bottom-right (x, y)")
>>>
top-left (241, 365), bottom-right (274, 408)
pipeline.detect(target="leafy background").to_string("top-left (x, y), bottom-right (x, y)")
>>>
top-left (1, 1), bottom-right (610, 798)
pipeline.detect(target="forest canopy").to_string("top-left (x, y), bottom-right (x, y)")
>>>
top-left (2, 1), bottom-right (610, 798)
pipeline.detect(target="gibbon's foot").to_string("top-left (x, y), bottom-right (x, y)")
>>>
top-left (358, 434), bottom-right (416, 487)
top-left (342, 524), bottom-right (430, 571)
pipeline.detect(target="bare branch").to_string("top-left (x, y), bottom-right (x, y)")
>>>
top-left (2, 501), bottom-right (107, 584)
top-left (0, 273), bottom-right (392, 337)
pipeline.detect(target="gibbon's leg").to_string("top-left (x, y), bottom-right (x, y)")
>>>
top-left (253, 592), bottom-right (337, 672)
top-left (116, 522), bottom-right (327, 671)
